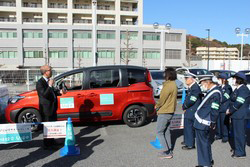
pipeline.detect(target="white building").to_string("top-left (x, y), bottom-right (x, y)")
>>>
top-left (196, 47), bottom-right (239, 60)
top-left (0, 0), bottom-right (186, 70)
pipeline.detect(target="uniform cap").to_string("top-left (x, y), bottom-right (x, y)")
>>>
top-left (218, 73), bottom-right (228, 79)
top-left (184, 72), bottom-right (197, 78)
top-left (199, 75), bottom-right (217, 83)
top-left (233, 72), bottom-right (247, 81)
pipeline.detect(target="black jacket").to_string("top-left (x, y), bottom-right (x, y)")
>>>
top-left (36, 77), bottom-right (60, 117)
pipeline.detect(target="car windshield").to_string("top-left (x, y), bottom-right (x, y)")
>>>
top-left (151, 71), bottom-right (165, 80)
top-left (189, 69), bottom-right (212, 75)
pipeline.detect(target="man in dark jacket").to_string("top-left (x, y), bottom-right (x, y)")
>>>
top-left (182, 73), bottom-right (202, 150)
top-left (36, 65), bottom-right (65, 150)
top-left (194, 75), bottom-right (221, 167)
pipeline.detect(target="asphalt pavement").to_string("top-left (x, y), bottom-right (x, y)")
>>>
top-left (0, 100), bottom-right (250, 167)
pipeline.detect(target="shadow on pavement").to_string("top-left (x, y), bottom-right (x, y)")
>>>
top-left (1, 126), bottom-right (103, 167)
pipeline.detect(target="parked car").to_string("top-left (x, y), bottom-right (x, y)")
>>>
top-left (210, 70), bottom-right (236, 78)
top-left (238, 70), bottom-right (250, 74)
top-left (150, 70), bottom-right (186, 97)
top-left (176, 68), bottom-right (213, 87)
top-left (5, 65), bottom-right (156, 128)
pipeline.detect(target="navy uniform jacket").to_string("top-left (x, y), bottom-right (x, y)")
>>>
top-left (193, 86), bottom-right (221, 131)
top-left (182, 82), bottom-right (202, 119)
top-left (229, 84), bottom-right (250, 120)
top-left (219, 84), bottom-right (232, 113)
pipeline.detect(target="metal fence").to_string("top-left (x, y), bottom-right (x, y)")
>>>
top-left (0, 69), bottom-right (66, 96)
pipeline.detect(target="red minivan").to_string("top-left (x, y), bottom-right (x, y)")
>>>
top-left (5, 65), bottom-right (156, 127)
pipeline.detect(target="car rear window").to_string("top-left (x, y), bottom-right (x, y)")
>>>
top-left (127, 69), bottom-right (146, 85)
top-left (89, 69), bottom-right (120, 88)
top-left (151, 71), bottom-right (165, 80)
top-left (189, 69), bottom-right (212, 75)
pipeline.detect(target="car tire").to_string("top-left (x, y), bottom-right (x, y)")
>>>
top-left (17, 109), bottom-right (42, 131)
top-left (123, 105), bottom-right (146, 128)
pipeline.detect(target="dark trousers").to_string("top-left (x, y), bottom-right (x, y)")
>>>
top-left (216, 112), bottom-right (229, 140)
top-left (232, 119), bottom-right (247, 156)
top-left (43, 113), bottom-right (57, 147)
top-left (195, 129), bottom-right (212, 166)
top-left (184, 118), bottom-right (195, 147)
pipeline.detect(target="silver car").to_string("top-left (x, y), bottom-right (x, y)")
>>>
top-left (150, 70), bottom-right (186, 97)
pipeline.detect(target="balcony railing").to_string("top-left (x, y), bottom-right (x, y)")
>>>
top-left (48, 3), bottom-right (67, 8)
top-left (73, 19), bottom-right (92, 24)
top-left (121, 6), bottom-right (137, 11)
top-left (97, 5), bottom-right (114, 10)
top-left (23, 18), bottom-right (42, 22)
top-left (49, 18), bottom-right (67, 23)
top-left (97, 20), bottom-right (115, 24)
top-left (0, 17), bottom-right (16, 22)
top-left (23, 3), bottom-right (42, 8)
top-left (0, 1), bottom-right (16, 7)
top-left (74, 4), bottom-right (91, 9)
top-left (121, 21), bottom-right (137, 25)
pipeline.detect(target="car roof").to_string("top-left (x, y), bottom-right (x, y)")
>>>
top-left (54, 65), bottom-right (147, 79)
top-left (210, 70), bottom-right (235, 72)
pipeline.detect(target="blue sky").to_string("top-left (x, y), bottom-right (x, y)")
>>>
top-left (143, 0), bottom-right (250, 44)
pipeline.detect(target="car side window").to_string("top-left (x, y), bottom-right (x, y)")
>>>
top-left (89, 69), bottom-right (120, 88)
top-left (59, 72), bottom-right (83, 90)
top-left (127, 69), bottom-right (145, 85)
top-left (176, 69), bottom-right (186, 75)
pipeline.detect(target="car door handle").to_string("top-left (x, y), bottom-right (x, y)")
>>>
top-left (77, 94), bottom-right (84, 98)
top-left (87, 93), bottom-right (97, 97)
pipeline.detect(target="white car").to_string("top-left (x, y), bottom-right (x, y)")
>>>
top-left (150, 70), bottom-right (186, 97)
top-left (176, 68), bottom-right (213, 88)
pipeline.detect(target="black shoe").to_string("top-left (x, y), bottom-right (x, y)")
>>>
top-left (182, 145), bottom-right (195, 150)
top-left (181, 141), bottom-right (185, 145)
top-left (231, 154), bottom-right (246, 159)
top-left (211, 160), bottom-right (214, 165)
top-left (195, 166), bottom-right (213, 167)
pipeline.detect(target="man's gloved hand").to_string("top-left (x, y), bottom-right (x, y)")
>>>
top-left (210, 122), bottom-right (216, 130)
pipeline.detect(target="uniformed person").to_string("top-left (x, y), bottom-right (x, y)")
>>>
top-left (194, 75), bottom-right (221, 167)
top-left (182, 73), bottom-right (202, 150)
top-left (215, 73), bottom-right (232, 143)
top-left (226, 72), bottom-right (250, 159)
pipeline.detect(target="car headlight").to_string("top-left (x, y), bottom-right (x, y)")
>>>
top-left (8, 96), bottom-right (25, 104)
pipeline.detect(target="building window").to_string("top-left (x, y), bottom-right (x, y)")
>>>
top-left (48, 31), bottom-right (67, 38)
top-left (97, 31), bottom-right (115, 39)
top-left (24, 51), bottom-right (43, 58)
top-left (23, 31), bottom-right (43, 38)
top-left (73, 31), bottom-right (92, 39)
top-left (0, 31), bottom-right (17, 38)
top-left (165, 49), bottom-right (181, 59)
top-left (120, 51), bottom-right (137, 59)
top-left (49, 51), bottom-right (67, 58)
top-left (74, 50), bottom-right (92, 58)
top-left (98, 50), bottom-right (115, 58)
top-left (165, 33), bottom-right (182, 42)
top-left (143, 32), bottom-right (160, 41)
top-left (120, 31), bottom-right (138, 40)
top-left (0, 51), bottom-right (17, 58)
top-left (143, 51), bottom-right (160, 59)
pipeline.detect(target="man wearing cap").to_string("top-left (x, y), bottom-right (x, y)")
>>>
top-left (194, 75), bottom-right (221, 167)
top-left (182, 73), bottom-right (202, 150)
top-left (226, 72), bottom-right (250, 159)
top-left (215, 73), bottom-right (232, 143)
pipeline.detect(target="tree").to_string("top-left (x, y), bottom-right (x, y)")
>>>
top-left (183, 35), bottom-right (197, 67)
top-left (76, 46), bottom-right (82, 68)
top-left (121, 29), bottom-right (133, 65)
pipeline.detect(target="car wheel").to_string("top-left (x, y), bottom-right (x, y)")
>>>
top-left (17, 109), bottom-right (42, 131)
top-left (123, 105), bottom-right (146, 128)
